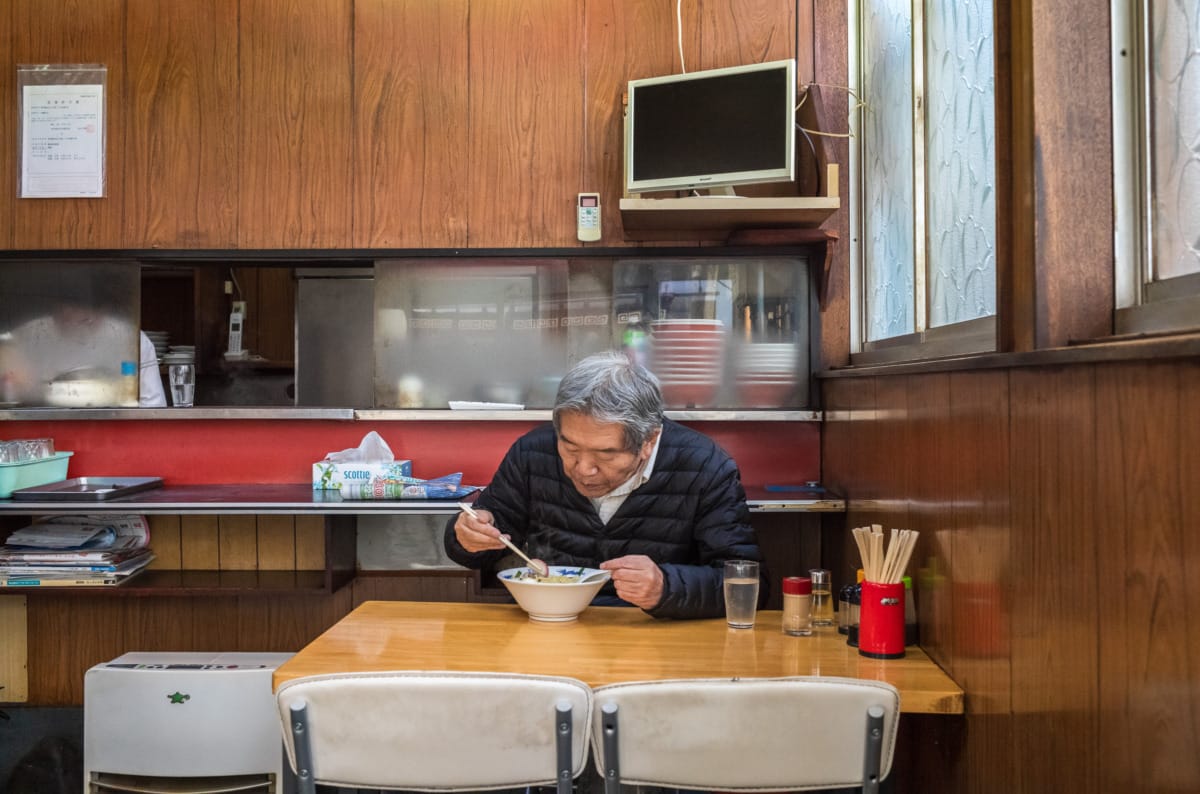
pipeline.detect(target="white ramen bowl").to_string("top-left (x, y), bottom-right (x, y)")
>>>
top-left (498, 565), bottom-right (610, 622)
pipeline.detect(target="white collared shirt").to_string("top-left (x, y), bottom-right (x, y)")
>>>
top-left (590, 430), bottom-right (662, 524)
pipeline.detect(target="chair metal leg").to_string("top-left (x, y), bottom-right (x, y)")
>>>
top-left (288, 699), bottom-right (317, 794)
top-left (600, 702), bottom-right (621, 794)
top-left (555, 699), bottom-right (574, 794)
top-left (862, 704), bottom-right (885, 794)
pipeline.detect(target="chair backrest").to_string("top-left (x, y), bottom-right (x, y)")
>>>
top-left (276, 670), bottom-right (593, 793)
top-left (590, 676), bottom-right (900, 794)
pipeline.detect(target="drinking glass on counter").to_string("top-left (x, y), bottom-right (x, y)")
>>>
top-left (723, 559), bottom-right (760, 628)
top-left (0, 438), bottom-right (54, 461)
top-left (168, 363), bottom-right (195, 407)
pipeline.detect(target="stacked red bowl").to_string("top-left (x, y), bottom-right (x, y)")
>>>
top-left (648, 319), bottom-right (726, 408)
top-left (735, 342), bottom-right (796, 407)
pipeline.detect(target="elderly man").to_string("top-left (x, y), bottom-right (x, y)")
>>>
top-left (444, 350), bottom-right (763, 619)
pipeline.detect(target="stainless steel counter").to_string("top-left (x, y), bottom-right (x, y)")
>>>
top-left (0, 407), bottom-right (356, 421)
top-left (0, 408), bottom-right (821, 422)
top-left (0, 483), bottom-right (843, 514)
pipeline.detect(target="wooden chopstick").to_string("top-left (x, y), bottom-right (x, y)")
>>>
top-left (851, 525), bottom-right (919, 583)
top-left (457, 502), bottom-right (549, 577)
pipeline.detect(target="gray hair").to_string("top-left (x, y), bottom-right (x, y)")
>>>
top-left (552, 351), bottom-right (664, 451)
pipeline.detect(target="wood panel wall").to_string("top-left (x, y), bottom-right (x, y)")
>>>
top-left (353, 0), bottom-right (469, 247)
top-left (239, 0), bottom-right (354, 248)
top-left (124, 0), bottom-right (239, 248)
top-left (0, 0), bottom-right (812, 251)
top-left (699, 0), bottom-right (795, 70)
top-left (11, 0), bottom-right (127, 249)
top-left (0, 597), bottom-right (26, 702)
top-left (583, 0), bottom-right (679, 243)
top-left (143, 514), bottom-right (326, 572)
top-left (0, 8), bottom-right (12, 250)
top-left (821, 358), bottom-right (1200, 793)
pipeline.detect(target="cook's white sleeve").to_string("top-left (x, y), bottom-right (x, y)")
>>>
top-left (138, 331), bottom-right (167, 407)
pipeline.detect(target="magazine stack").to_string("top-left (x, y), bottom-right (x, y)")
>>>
top-left (0, 515), bottom-right (154, 588)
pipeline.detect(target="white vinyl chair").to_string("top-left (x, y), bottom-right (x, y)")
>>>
top-left (591, 676), bottom-right (900, 794)
top-left (276, 670), bottom-right (594, 793)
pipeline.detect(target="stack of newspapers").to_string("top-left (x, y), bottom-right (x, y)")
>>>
top-left (0, 515), bottom-right (154, 588)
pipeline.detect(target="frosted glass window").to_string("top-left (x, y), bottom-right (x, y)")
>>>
top-left (613, 258), bottom-right (811, 410)
top-left (1149, 0), bottom-right (1200, 280)
top-left (925, 0), bottom-right (997, 326)
top-left (373, 258), bottom-right (811, 410)
top-left (0, 262), bottom-right (140, 407)
top-left (862, 0), bottom-right (916, 341)
top-left (374, 259), bottom-right (589, 409)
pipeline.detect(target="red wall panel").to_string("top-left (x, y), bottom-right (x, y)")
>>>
top-left (4, 419), bottom-right (820, 489)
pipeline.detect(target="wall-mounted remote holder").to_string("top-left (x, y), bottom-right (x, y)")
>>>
top-left (577, 192), bottom-right (601, 241)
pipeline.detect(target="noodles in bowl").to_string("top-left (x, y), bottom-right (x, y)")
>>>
top-left (509, 569), bottom-right (587, 583)
top-left (498, 565), bottom-right (610, 622)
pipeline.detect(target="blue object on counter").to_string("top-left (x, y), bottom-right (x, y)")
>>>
top-left (763, 482), bottom-right (825, 493)
top-left (339, 472), bottom-right (481, 500)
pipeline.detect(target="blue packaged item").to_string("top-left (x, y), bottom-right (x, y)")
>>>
top-left (339, 472), bottom-right (480, 500)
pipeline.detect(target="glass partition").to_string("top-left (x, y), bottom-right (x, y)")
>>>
top-left (614, 257), bottom-right (810, 408)
top-left (0, 256), bottom-right (811, 411)
top-left (374, 258), bottom-right (615, 409)
top-left (0, 261), bottom-right (140, 407)
top-left (374, 256), bottom-right (810, 410)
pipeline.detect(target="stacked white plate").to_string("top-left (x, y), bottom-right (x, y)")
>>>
top-left (143, 331), bottom-right (170, 362)
top-left (162, 347), bottom-right (195, 367)
top-left (649, 319), bottom-right (726, 408)
top-left (735, 342), bottom-right (796, 407)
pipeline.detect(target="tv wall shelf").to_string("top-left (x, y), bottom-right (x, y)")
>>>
top-left (620, 164), bottom-right (839, 241)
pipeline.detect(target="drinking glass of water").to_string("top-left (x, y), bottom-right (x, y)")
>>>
top-left (168, 363), bottom-right (195, 407)
top-left (723, 559), bottom-right (760, 629)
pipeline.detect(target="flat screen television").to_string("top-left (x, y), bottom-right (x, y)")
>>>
top-left (625, 59), bottom-right (796, 194)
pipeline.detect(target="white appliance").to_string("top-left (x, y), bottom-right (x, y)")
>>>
top-left (84, 651), bottom-right (294, 794)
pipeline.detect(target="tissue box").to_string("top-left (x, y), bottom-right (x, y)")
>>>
top-left (312, 459), bottom-right (412, 490)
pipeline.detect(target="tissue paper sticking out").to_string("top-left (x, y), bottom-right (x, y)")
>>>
top-left (312, 431), bottom-right (412, 490)
top-left (324, 430), bottom-right (394, 463)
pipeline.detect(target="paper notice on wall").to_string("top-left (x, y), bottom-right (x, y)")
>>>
top-left (20, 83), bottom-right (105, 198)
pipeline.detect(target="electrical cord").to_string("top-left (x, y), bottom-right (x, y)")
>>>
top-left (676, 0), bottom-right (687, 73)
top-left (795, 81), bottom-right (867, 139)
top-left (228, 268), bottom-right (244, 300)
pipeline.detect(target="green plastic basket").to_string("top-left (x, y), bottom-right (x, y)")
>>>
top-left (0, 451), bottom-right (74, 499)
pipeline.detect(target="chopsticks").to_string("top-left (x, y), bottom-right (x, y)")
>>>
top-left (851, 524), bottom-right (918, 583)
top-left (457, 502), bottom-right (549, 577)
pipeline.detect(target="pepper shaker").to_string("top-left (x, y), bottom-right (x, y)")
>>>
top-left (782, 576), bottom-right (813, 636)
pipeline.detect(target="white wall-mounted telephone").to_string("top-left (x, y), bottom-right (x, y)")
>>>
top-left (226, 300), bottom-right (246, 357)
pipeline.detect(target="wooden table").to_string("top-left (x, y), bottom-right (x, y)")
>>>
top-left (274, 601), bottom-right (963, 715)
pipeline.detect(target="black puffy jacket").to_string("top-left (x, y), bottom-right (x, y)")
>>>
top-left (443, 419), bottom-right (762, 619)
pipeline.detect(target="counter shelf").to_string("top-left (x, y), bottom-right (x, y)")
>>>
top-left (0, 496), bottom-right (357, 596)
top-left (0, 483), bottom-right (843, 515)
top-left (0, 408), bottom-right (824, 422)
top-left (0, 569), bottom-right (342, 597)
top-left (0, 484), bottom-right (842, 595)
